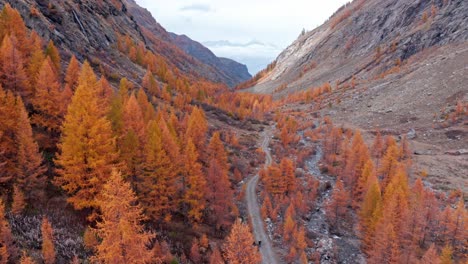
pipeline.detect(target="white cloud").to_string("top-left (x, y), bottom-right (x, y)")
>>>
top-left (180, 4), bottom-right (212, 12)
top-left (136, 0), bottom-right (349, 74)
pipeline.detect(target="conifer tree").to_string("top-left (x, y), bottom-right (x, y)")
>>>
top-left (64, 55), bottom-right (80, 91)
top-left (359, 173), bottom-right (382, 251)
top-left (209, 246), bottom-right (224, 264)
top-left (421, 244), bottom-right (440, 264)
top-left (206, 158), bottom-right (234, 229)
top-left (55, 61), bottom-right (118, 212)
top-left (19, 252), bottom-right (35, 264)
top-left (138, 120), bottom-right (176, 222)
top-left (16, 96), bottom-right (46, 203)
top-left (41, 217), bottom-right (56, 264)
top-left (183, 138), bottom-right (206, 224)
top-left (11, 185), bottom-right (25, 215)
top-left (32, 57), bottom-right (64, 144)
top-left (93, 169), bottom-right (153, 263)
top-left (0, 35), bottom-right (28, 99)
top-left (0, 86), bottom-right (17, 188)
top-left (207, 132), bottom-right (229, 171)
top-left (223, 220), bottom-right (261, 264)
top-left (44, 41), bottom-right (60, 73)
top-left (280, 158), bottom-right (296, 195)
top-left (325, 179), bottom-right (350, 230)
top-left (26, 35), bottom-right (45, 93)
top-left (185, 107), bottom-right (207, 155)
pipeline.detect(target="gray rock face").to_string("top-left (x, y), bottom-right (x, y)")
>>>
top-left (249, 0), bottom-right (468, 94)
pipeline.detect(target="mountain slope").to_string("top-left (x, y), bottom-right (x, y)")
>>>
top-left (6, 0), bottom-right (249, 87)
top-left (246, 0), bottom-right (468, 192)
top-left (170, 33), bottom-right (251, 87)
top-left (123, 0), bottom-right (251, 87)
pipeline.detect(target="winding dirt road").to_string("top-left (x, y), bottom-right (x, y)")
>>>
top-left (246, 127), bottom-right (279, 264)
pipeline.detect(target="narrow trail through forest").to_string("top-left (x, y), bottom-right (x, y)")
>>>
top-left (245, 127), bottom-right (279, 264)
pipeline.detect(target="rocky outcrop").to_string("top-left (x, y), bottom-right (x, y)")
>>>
top-left (248, 0), bottom-right (468, 94)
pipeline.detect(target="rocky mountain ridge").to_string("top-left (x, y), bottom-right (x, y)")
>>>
top-left (4, 0), bottom-right (250, 87)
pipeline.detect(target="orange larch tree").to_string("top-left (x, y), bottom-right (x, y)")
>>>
top-left (0, 4), bottom-right (31, 58)
top-left (15, 95), bottom-right (46, 204)
top-left (185, 106), bottom-right (208, 157)
top-left (183, 138), bottom-right (207, 224)
top-left (325, 179), bottom-right (350, 230)
top-left (223, 219), bottom-right (261, 264)
top-left (93, 169), bottom-right (153, 264)
top-left (0, 35), bottom-right (29, 99)
top-left (138, 120), bottom-right (176, 222)
top-left (54, 61), bottom-right (118, 213)
top-left (11, 185), bottom-right (25, 215)
top-left (0, 85), bottom-right (18, 190)
top-left (41, 217), bottom-right (56, 264)
top-left (64, 55), bottom-right (80, 91)
top-left (31, 57), bottom-right (64, 149)
top-left (206, 158), bottom-right (235, 230)
top-left (44, 41), bottom-right (61, 74)
top-left (207, 132), bottom-right (229, 171)
top-left (120, 93), bottom-right (146, 179)
top-left (26, 33), bottom-right (45, 95)
top-left (280, 158), bottom-right (296, 195)
top-left (19, 252), bottom-right (35, 264)
top-left (378, 142), bottom-right (400, 191)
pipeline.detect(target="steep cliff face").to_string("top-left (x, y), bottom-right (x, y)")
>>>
top-left (4, 0), bottom-right (249, 87)
top-left (249, 0), bottom-right (467, 93)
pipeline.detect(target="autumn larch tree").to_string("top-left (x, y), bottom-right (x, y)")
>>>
top-left (93, 169), bottom-right (153, 264)
top-left (420, 244), bottom-right (440, 264)
top-left (138, 120), bottom-right (176, 222)
top-left (359, 173), bottom-right (382, 252)
top-left (0, 85), bottom-right (17, 189)
top-left (32, 57), bottom-right (64, 150)
top-left (44, 41), bottom-right (61, 73)
top-left (0, 35), bottom-right (29, 99)
top-left (64, 55), bottom-right (80, 91)
top-left (142, 69), bottom-right (160, 97)
top-left (325, 178), bottom-right (350, 231)
top-left (183, 138), bottom-right (207, 224)
top-left (0, 4), bottom-right (30, 55)
top-left (207, 132), bottom-right (229, 171)
top-left (280, 158), bottom-right (296, 195)
top-left (11, 185), bottom-right (25, 215)
top-left (209, 246), bottom-right (224, 264)
top-left (223, 219), bottom-right (261, 264)
top-left (54, 61), bottom-right (118, 214)
top-left (378, 142), bottom-right (400, 191)
top-left (206, 158), bottom-right (235, 230)
top-left (19, 252), bottom-right (35, 264)
top-left (15, 95), bottom-right (46, 204)
top-left (41, 217), bottom-right (56, 264)
top-left (26, 32), bottom-right (45, 94)
top-left (185, 106), bottom-right (207, 157)
top-left (136, 89), bottom-right (155, 123)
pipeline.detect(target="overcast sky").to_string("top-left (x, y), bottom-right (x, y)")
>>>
top-left (135, 0), bottom-right (349, 74)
